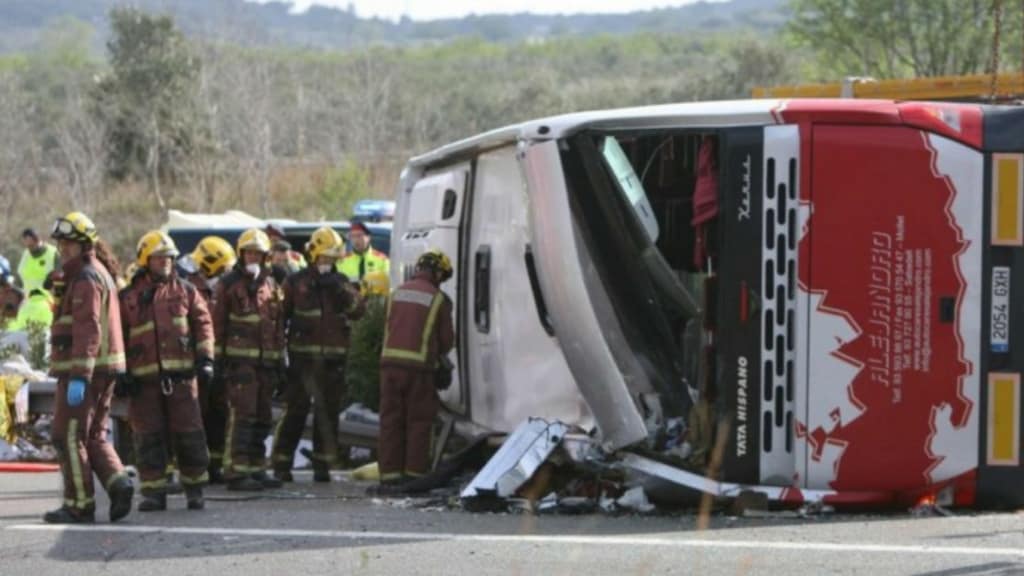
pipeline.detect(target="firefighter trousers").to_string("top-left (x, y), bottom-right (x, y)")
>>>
top-left (129, 377), bottom-right (209, 495)
top-left (272, 357), bottom-right (346, 474)
top-left (224, 362), bottom-right (275, 479)
top-left (199, 376), bottom-right (228, 471)
top-left (378, 367), bottom-right (438, 482)
top-left (52, 375), bottom-right (128, 513)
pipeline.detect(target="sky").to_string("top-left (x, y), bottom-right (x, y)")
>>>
top-left (248, 0), bottom-right (708, 21)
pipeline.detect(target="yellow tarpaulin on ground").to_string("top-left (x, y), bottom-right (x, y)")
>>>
top-left (0, 374), bottom-right (26, 443)
top-left (351, 461), bottom-right (379, 481)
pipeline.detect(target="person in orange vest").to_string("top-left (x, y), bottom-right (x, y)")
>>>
top-left (45, 211), bottom-right (134, 524)
top-left (120, 231), bottom-right (215, 511)
top-left (212, 229), bottom-right (287, 491)
top-left (377, 249), bottom-right (455, 488)
top-left (272, 227), bottom-right (364, 482)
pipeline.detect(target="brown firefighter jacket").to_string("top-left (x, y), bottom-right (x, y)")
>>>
top-left (212, 265), bottom-right (286, 366)
top-left (284, 268), bottom-right (366, 360)
top-left (50, 253), bottom-right (126, 381)
top-left (120, 273), bottom-right (215, 380)
top-left (381, 271), bottom-right (454, 372)
top-left (186, 271), bottom-right (215, 306)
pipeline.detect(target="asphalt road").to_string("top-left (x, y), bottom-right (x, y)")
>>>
top-left (3, 471), bottom-right (1024, 576)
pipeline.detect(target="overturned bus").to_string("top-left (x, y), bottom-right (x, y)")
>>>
top-left (389, 99), bottom-right (1024, 509)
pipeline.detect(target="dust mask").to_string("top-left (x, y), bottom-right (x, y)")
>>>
top-left (317, 264), bottom-right (332, 275)
top-left (246, 263), bottom-right (261, 278)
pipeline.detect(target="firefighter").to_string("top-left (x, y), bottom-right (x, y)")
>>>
top-left (187, 235), bottom-right (236, 483)
top-left (338, 221), bottom-right (389, 282)
top-left (377, 249), bottom-right (455, 486)
top-left (213, 228), bottom-right (286, 491)
top-left (271, 227), bottom-right (364, 483)
top-left (45, 211), bottom-right (134, 524)
top-left (119, 232), bottom-right (214, 511)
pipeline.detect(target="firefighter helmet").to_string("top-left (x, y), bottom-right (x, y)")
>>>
top-left (192, 236), bottom-right (236, 278)
top-left (362, 270), bottom-right (390, 296)
top-left (51, 211), bottom-right (98, 244)
top-left (306, 227), bottom-right (346, 262)
top-left (416, 249), bottom-right (453, 282)
top-left (135, 231), bottom-right (180, 267)
top-left (236, 228), bottom-right (271, 256)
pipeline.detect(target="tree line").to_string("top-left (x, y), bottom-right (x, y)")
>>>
top-left (0, 1), bottom-right (1020, 260)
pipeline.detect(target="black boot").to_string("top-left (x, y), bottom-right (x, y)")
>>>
top-left (313, 468), bottom-right (331, 483)
top-left (252, 470), bottom-right (283, 489)
top-left (138, 493), bottom-right (167, 512)
top-left (43, 506), bottom-right (95, 524)
top-left (274, 469), bottom-right (293, 483)
top-left (108, 476), bottom-right (135, 523)
top-left (185, 486), bottom-right (205, 510)
top-left (226, 476), bottom-right (264, 492)
top-left (208, 466), bottom-right (224, 485)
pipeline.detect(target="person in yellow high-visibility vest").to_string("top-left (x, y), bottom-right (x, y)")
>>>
top-left (337, 222), bottom-right (389, 282)
top-left (17, 228), bottom-right (58, 294)
top-left (7, 288), bottom-right (55, 332)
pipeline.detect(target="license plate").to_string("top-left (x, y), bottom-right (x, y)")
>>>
top-left (992, 266), bottom-right (1011, 353)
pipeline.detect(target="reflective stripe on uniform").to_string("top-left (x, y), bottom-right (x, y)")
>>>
top-left (104, 472), bottom-right (129, 490)
top-left (287, 344), bottom-right (348, 356)
top-left (171, 316), bottom-right (188, 329)
top-left (391, 288), bottom-right (435, 308)
top-left (53, 352), bottom-right (126, 372)
top-left (180, 471), bottom-right (209, 486)
top-left (294, 308), bottom-right (321, 318)
top-left (224, 347), bottom-right (282, 361)
top-left (229, 313), bottom-right (260, 324)
top-left (140, 478), bottom-right (168, 491)
top-left (225, 346), bottom-right (260, 359)
top-left (56, 315), bottom-right (73, 326)
top-left (381, 292), bottom-right (444, 363)
top-left (131, 321), bottom-right (155, 338)
top-left (196, 339), bottom-right (215, 357)
top-left (131, 358), bottom-right (196, 377)
top-left (223, 406), bottom-right (235, 472)
top-left (67, 418), bottom-right (88, 508)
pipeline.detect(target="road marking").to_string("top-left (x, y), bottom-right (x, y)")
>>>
top-left (6, 523), bottom-right (1024, 558)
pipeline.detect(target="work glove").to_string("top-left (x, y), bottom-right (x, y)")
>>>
top-left (67, 378), bottom-right (87, 407)
top-left (114, 373), bottom-right (137, 399)
top-left (197, 359), bottom-right (215, 388)
top-left (434, 356), bottom-right (454, 391)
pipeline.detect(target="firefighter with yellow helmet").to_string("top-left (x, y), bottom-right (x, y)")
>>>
top-left (120, 231), bottom-right (214, 511)
top-left (211, 228), bottom-right (286, 491)
top-left (271, 227), bottom-right (364, 482)
top-left (185, 235), bottom-right (236, 483)
top-left (377, 248), bottom-right (455, 489)
top-left (45, 211), bottom-right (134, 524)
